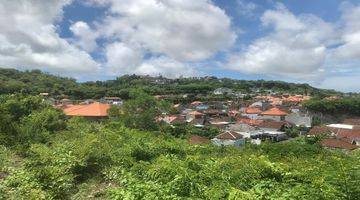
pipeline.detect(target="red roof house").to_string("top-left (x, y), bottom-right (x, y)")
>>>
top-left (261, 107), bottom-right (287, 116)
top-left (62, 102), bottom-right (111, 118)
top-left (244, 107), bottom-right (262, 114)
top-left (320, 138), bottom-right (358, 150)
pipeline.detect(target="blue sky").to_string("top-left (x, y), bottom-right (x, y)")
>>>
top-left (0, 0), bottom-right (360, 92)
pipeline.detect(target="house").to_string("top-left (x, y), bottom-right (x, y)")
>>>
top-left (285, 113), bottom-right (312, 127)
top-left (337, 129), bottom-right (360, 146)
top-left (162, 115), bottom-right (186, 125)
top-left (260, 132), bottom-right (289, 142)
top-left (190, 101), bottom-right (203, 107)
top-left (257, 120), bottom-right (291, 132)
top-left (188, 118), bottom-right (205, 128)
top-left (227, 124), bottom-right (259, 139)
top-left (103, 97), bottom-right (123, 105)
top-left (62, 102), bottom-right (111, 119)
top-left (307, 126), bottom-right (337, 137)
top-left (259, 107), bottom-right (287, 121)
top-left (308, 125), bottom-right (360, 149)
top-left (237, 117), bottom-right (263, 126)
top-left (320, 138), bottom-right (357, 150)
top-left (342, 118), bottom-right (360, 126)
top-left (211, 131), bottom-right (245, 147)
top-left (254, 120), bottom-right (290, 142)
top-left (209, 117), bottom-right (231, 129)
top-left (249, 100), bottom-right (270, 110)
top-left (242, 107), bottom-right (262, 119)
top-left (186, 110), bottom-right (204, 121)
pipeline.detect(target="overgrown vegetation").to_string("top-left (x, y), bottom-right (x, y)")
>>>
top-left (0, 95), bottom-right (359, 199)
top-left (304, 97), bottom-right (360, 116)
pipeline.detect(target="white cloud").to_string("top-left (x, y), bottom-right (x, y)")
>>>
top-left (236, 0), bottom-right (257, 17)
top-left (227, 4), bottom-right (335, 78)
top-left (333, 4), bottom-right (360, 60)
top-left (98, 0), bottom-right (236, 62)
top-left (0, 0), bottom-right (99, 74)
top-left (132, 56), bottom-right (198, 78)
top-left (69, 21), bottom-right (98, 52)
top-left (105, 42), bottom-right (143, 74)
top-left (104, 42), bottom-right (197, 78)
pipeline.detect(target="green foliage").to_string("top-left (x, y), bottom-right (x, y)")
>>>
top-left (312, 115), bottom-right (322, 126)
top-left (0, 68), bottom-right (340, 100)
top-left (107, 105), bottom-right (122, 119)
top-left (0, 95), bottom-right (67, 156)
top-left (20, 108), bottom-right (66, 145)
top-left (0, 145), bottom-right (11, 170)
top-left (304, 97), bottom-right (360, 116)
top-left (120, 89), bottom-right (161, 131)
top-left (160, 124), bottom-right (220, 139)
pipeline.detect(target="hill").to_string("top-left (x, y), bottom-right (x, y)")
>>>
top-left (0, 68), bottom-right (340, 99)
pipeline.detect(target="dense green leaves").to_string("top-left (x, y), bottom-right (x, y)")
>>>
top-left (120, 89), bottom-right (161, 131)
top-left (304, 97), bottom-right (360, 116)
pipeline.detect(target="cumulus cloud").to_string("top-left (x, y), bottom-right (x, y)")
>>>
top-left (0, 0), bottom-right (234, 78)
top-left (131, 56), bottom-right (198, 78)
top-left (69, 21), bottom-right (98, 52)
top-left (105, 42), bottom-right (143, 74)
top-left (98, 0), bottom-right (236, 62)
top-left (227, 4), bottom-right (335, 78)
top-left (333, 4), bottom-right (360, 60)
top-left (0, 0), bottom-right (99, 74)
top-left (104, 42), bottom-right (197, 78)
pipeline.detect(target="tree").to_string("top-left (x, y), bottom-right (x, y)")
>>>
top-left (121, 89), bottom-right (160, 131)
top-left (20, 108), bottom-right (66, 144)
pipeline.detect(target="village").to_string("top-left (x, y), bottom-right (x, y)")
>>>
top-left (44, 87), bottom-right (360, 151)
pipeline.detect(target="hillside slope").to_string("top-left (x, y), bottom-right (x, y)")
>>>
top-left (0, 68), bottom-right (339, 99)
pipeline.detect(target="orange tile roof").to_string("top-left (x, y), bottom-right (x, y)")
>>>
top-left (261, 107), bottom-right (287, 116)
top-left (308, 126), bottom-right (335, 136)
top-left (244, 107), bottom-right (262, 114)
top-left (62, 102), bottom-right (111, 117)
top-left (320, 138), bottom-right (357, 150)
top-left (337, 129), bottom-right (360, 140)
top-left (343, 118), bottom-right (360, 126)
top-left (237, 118), bottom-right (263, 126)
top-left (258, 120), bottom-right (289, 130)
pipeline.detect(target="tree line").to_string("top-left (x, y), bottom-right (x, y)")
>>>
top-left (0, 68), bottom-right (340, 100)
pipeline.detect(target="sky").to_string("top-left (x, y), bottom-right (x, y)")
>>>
top-left (0, 0), bottom-right (360, 92)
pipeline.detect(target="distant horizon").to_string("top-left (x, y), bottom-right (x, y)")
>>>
top-left (0, 1), bottom-right (360, 92)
